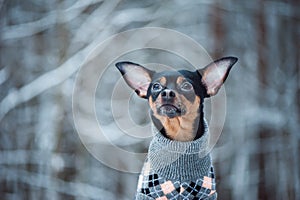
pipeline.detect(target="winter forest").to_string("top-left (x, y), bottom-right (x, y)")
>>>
top-left (0, 0), bottom-right (299, 200)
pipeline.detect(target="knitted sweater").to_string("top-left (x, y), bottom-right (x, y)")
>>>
top-left (135, 123), bottom-right (217, 200)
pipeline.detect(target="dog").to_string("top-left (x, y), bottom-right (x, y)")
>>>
top-left (116, 57), bottom-right (238, 200)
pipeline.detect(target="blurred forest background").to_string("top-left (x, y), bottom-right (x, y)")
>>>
top-left (1, 0), bottom-right (299, 200)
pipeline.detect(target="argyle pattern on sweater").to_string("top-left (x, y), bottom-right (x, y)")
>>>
top-left (136, 162), bottom-right (216, 200)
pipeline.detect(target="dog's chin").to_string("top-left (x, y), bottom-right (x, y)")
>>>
top-left (157, 105), bottom-right (182, 118)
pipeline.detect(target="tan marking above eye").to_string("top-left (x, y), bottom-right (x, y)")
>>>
top-left (176, 76), bottom-right (185, 86)
top-left (159, 77), bottom-right (167, 86)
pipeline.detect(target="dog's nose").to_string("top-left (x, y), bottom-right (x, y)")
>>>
top-left (161, 89), bottom-right (176, 99)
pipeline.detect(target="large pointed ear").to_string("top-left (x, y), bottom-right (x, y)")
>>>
top-left (198, 57), bottom-right (238, 97)
top-left (115, 61), bottom-right (154, 98)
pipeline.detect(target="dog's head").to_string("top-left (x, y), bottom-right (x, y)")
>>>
top-left (116, 57), bottom-right (237, 141)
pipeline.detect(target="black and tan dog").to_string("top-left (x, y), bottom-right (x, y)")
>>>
top-left (116, 57), bottom-right (237, 200)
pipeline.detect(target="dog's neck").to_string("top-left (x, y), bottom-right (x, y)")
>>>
top-left (151, 103), bottom-right (205, 142)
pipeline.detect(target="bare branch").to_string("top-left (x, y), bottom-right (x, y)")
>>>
top-left (1, 0), bottom-right (104, 40)
top-left (0, 32), bottom-right (104, 121)
top-left (0, 0), bottom-right (124, 121)
top-left (0, 150), bottom-right (74, 167)
top-left (0, 67), bottom-right (8, 85)
top-left (1, 167), bottom-right (116, 199)
top-left (72, 0), bottom-right (121, 45)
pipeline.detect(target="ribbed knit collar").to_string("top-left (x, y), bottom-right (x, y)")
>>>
top-left (147, 120), bottom-right (212, 182)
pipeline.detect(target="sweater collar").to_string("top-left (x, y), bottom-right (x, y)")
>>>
top-left (147, 119), bottom-right (212, 181)
top-left (151, 119), bottom-right (210, 156)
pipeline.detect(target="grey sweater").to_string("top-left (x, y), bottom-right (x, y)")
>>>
top-left (135, 123), bottom-right (217, 200)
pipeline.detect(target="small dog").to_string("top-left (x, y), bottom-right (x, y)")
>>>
top-left (116, 57), bottom-right (237, 200)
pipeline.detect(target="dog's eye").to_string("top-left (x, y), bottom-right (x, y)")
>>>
top-left (181, 82), bottom-right (193, 91)
top-left (152, 83), bottom-right (162, 91)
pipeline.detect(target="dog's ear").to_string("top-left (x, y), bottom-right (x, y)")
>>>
top-left (198, 57), bottom-right (238, 97)
top-left (115, 61), bottom-right (154, 98)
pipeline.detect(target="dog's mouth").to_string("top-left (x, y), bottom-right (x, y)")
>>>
top-left (158, 104), bottom-right (182, 118)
